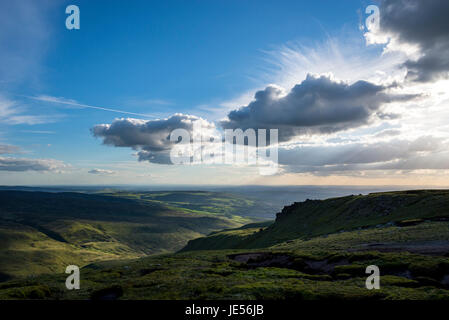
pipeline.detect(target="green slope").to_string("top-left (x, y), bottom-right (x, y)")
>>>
top-left (182, 190), bottom-right (449, 251)
top-left (0, 220), bottom-right (136, 281)
top-left (3, 189), bottom-right (449, 300)
top-left (180, 221), bottom-right (273, 252)
top-left (1, 220), bottom-right (449, 300)
top-left (0, 190), bottom-right (260, 279)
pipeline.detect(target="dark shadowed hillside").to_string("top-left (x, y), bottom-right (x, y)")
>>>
top-left (0, 191), bottom-right (260, 279)
top-left (182, 190), bottom-right (449, 251)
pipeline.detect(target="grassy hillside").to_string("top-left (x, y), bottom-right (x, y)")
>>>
top-left (1, 219), bottom-right (449, 300)
top-left (183, 190), bottom-right (449, 251)
top-left (0, 191), bottom-right (261, 279)
top-left (2, 189), bottom-right (449, 300)
top-left (180, 221), bottom-right (273, 252)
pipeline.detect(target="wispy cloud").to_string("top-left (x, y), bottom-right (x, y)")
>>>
top-left (202, 36), bottom-right (408, 121)
top-left (0, 0), bottom-right (56, 86)
top-left (0, 157), bottom-right (68, 172)
top-left (0, 95), bottom-right (57, 125)
top-left (0, 144), bottom-right (21, 154)
top-left (20, 130), bottom-right (56, 134)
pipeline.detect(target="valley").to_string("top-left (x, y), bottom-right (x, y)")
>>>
top-left (1, 189), bottom-right (449, 300)
top-left (0, 190), bottom-right (265, 280)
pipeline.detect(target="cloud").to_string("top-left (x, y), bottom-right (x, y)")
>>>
top-left (0, 0), bottom-right (55, 86)
top-left (278, 136), bottom-right (446, 174)
top-left (0, 95), bottom-right (57, 125)
top-left (135, 150), bottom-right (173, 164)
top-left (88, 168), bottom-right (116, 175)
top-left (87, 2), bottom-right (444, 180)
top-left (20, 130), bottom-right (56, 134)
top-left (92, 114), bottom-right (217, 164)
top-left (0, 157), bottom-right (67, 172)
top-left (221, 74), bottom-right (417, 142)
top-left (205, 35), bottom-right (410, 123)
top-left (0, 144), bottom-right (21, 154)
top-left (365, 0), bottom-right (449, 82)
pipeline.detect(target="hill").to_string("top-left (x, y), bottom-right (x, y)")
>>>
top-left (2, 189), bottom-right (449, 300)
top-left (2, 216), bottom-right (449, 300)
top-left (0, 190), bottom-right (262, 280)
top-left (182, 190), bottom-right (449, 251)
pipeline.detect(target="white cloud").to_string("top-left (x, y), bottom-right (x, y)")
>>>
top-left (276, 137), bottom-right (449, 177)
top-left (0, 157), bottom-right (67, 172)
top-left (88, 168), bottom-right (116, 175)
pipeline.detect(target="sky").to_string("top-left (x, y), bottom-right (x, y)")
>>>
top-left (1, 0), bottom-right (449, 186)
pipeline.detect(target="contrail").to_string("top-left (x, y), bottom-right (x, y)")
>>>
top-left (26, 95), bottom-right (158, 118)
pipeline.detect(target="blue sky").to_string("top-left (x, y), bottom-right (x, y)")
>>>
top-left (2, 0), bottom-right (449, 186)
top-left (6, 2), bottom-right (353, 149)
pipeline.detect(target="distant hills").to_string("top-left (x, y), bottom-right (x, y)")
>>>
top-left (0, 190), bottom-right (263, 280)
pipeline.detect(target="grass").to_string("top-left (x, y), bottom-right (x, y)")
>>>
top-left (184, 190), bottom-right (449, 250)
top-left (0, 190), bottom-right (264, 279)
top-left (2, 189), bottom-right (449, 300)
top-left (0, 221), bottom-right (132, 279)
top-left (1, 219), bottom-right (449, 300)
top-left (181, 221), bottom-right (273, 251)
top-left (271, 221), bottom-right (449, 253)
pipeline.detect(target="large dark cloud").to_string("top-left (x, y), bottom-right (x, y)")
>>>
top-left (0, 157), bottom-right (66, 171)
top-left (279, 136), bottom-right (447, 174)
top-left (92, 114), bottom-right (214, 164)
top-left (378, 0), bottom-right (449, 82)
top-left (221, 74), bottom-right (416, 141)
